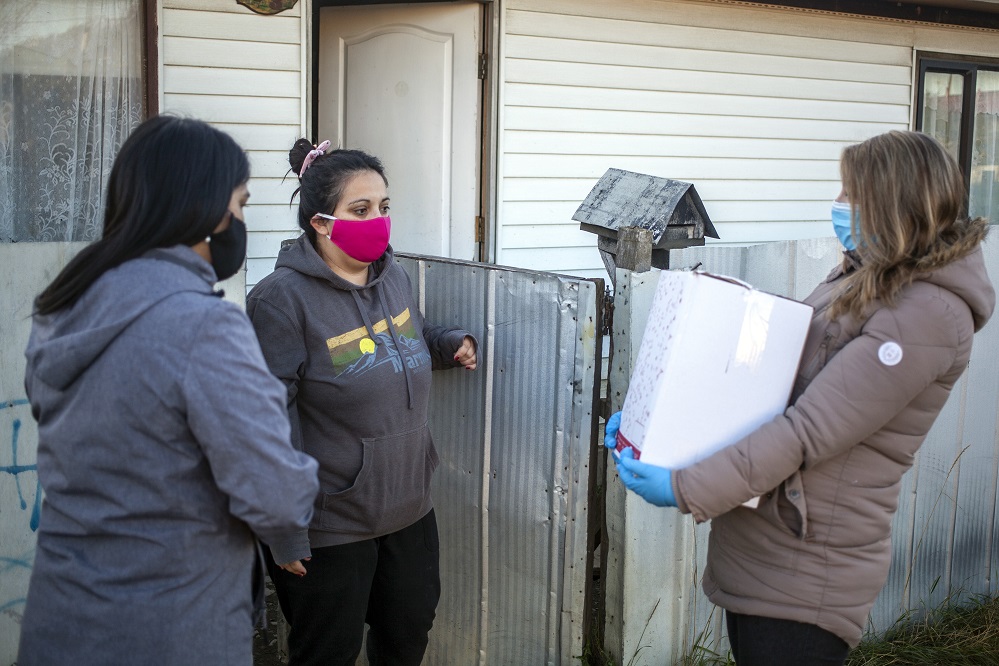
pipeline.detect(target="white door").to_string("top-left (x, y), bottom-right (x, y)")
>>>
top-left (318, 3), bottom-right (481, 260)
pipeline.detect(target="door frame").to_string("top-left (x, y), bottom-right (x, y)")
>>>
top-left (308, 0), bottom-right (498, 263)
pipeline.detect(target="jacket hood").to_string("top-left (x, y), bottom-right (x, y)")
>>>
top-left (26, 246), bottom-right (219, 391)
top-left (924, 246), bottom-right (995, 332)
top-left (275, 233), bottom-right (394, 291)
top-left (832, 241), bottom-right (995, 333)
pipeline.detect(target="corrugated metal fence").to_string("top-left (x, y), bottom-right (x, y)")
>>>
top-left (397, 254), bottom-right (605, 665)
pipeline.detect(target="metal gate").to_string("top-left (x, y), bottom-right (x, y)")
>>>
top-left (397, 254), bottom-right (606, 665)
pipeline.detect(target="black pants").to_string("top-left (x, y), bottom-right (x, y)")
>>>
top-left (726, 611), bottom-right (850, 666)
top-left (264, 509), bottom-right (441, 666)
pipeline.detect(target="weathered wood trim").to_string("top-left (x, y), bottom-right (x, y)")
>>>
top-left (726, 0), bottom-right (999, 30)
top-left (144, 0), bottom-right (159, 117)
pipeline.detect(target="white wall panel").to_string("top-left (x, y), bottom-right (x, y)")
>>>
top-left (507, 33), bottom-right (909, 86)
top-left (500, 246), bottom-right (603, 272)
top-left (241, 204), bottom-right (301, 233)
top-left (504, 5), bottom-right (914, 61)
top-left (501, 223), bottom-right (596, 249)
top-left (502, 200), bottom-right (582, 221)
top-left (504, 130), bottom-right (856, 160)
top-left (241, 177), bottom-right (301, 206)
top-left (164, 0), bottom-right (301, 17)
top-left (211, 123), bottom-right (303, 151)
top-left (504, 84), bottom-right (910, 124)
top-left (247, 230), bottom-right (302, 259)
top-left (161, 0), bottom-right (306, 293)
top-left (504, 107), bottom-right (901, 144)
top-left (164, 93), bottom-right (300, 125)
top-left (163, 8), bottom-right (301, 43)
top-left (163, 36), bottom-right (300, 71)
top-left (504, 154), bottom-right (840, 180)
top-left (247, 257), bottom-right (279, 286)
top-left (163, 66), bottom-right (301, 98)
top-left (506, 59), bottom-right (910, 104)
top-left (246, 150), bottom-right (298, 179)
top-left (495, 0), bottom-right (919, 277)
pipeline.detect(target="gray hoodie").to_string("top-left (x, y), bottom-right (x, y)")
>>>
top-left (247, 235), bottom-right (472, 564)
top-left (18, 246), bottom-right (318, 666)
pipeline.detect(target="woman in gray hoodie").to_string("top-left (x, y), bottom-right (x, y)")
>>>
top-left (606, 131), bottom-right (995, 665)
top-left (247, 141), bottom-right (477, 666)
top-left (18, 116), bottom-right (319, 666)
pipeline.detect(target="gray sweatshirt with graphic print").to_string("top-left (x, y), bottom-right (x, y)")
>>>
top-left (247, 235), bottom-right (472, 564)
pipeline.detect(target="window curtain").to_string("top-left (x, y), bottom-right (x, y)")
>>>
top-left (921, 72), bottom-right (964, 162)
top-left (971, 71), bottom-right (999, 223)
top-left (0, 0), bottom-right (144, 243)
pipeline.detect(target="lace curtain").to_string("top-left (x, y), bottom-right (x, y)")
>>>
top-left (920, 69), bottom-right (999, 225)
top-left (971, 70), bottom-right (999, 223)
top-left (0, 0), bottom-right (144, 243)
top-left (921, 72), bottom-right (964, 161)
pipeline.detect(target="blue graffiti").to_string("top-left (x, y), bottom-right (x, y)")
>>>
top-left (0, 555), bottom-right (33, 613)
top-left (2, 398), bottom-right (41, 532)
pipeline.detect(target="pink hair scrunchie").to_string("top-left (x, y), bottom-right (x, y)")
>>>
top-left (299, 139), bottom-right (332, 177)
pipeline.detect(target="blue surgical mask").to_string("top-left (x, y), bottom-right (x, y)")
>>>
top-left (831, 201), bottom-right (858, 251)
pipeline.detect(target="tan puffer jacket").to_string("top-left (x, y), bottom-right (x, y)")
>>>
top-left (673, 245), bottom-right (995, 648)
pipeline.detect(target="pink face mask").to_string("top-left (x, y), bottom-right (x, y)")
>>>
top-left (316, 213), bottom-right (391, 263)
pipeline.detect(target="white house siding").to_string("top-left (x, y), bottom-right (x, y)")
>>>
top-left (160, 0), bottom-right (307, 290)
top-left (496, 0), bottom-right (998, 279)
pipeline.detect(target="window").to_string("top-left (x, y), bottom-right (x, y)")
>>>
top-left (917, 53), bottom-right (999, 225)
top-left (0, 0), bottom-right (147, 243)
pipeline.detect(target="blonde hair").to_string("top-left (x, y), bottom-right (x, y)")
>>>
top-left (828, 130), bottom-right (988, 321)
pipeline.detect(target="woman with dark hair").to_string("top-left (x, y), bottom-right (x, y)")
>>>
top-left (247, 139), bottom-right (478, 666)
top-left (606, 130), bottom-right (995, 665)
top-left (18, 115), bottom-right (319, 665)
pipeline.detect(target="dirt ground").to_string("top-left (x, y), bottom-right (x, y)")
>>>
top-left (252, 580), bottom-right (286, 666)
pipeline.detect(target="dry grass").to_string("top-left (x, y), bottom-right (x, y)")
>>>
top-left (847, 595), bottom-right (999, 666)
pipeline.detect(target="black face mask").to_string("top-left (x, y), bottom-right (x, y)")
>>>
top-left (209, 215), bottom-right (247, 281)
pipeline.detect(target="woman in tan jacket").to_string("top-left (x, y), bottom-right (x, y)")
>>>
top-left (606, 130), bottom-right (995, 665)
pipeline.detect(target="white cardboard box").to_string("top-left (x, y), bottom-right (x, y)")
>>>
top-left (617, 270), bottom-right (813, 471)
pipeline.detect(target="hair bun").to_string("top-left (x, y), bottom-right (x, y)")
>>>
top-left (288, 138), bottom-right (315, 175)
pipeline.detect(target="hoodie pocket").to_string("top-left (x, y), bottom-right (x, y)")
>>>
top-left (318, 422), bottom-right (438, 536)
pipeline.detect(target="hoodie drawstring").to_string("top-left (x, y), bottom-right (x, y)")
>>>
top-left (350, 289), bottom-right (381, 351)
top-left (377, 281), bottom-right (416, 410)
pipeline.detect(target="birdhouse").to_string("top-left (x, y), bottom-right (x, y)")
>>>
top-left (573, 168), bottom-right (719, 274)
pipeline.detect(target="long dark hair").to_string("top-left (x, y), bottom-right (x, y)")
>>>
top-left (34, 115), bottom-right (250, 315)
top-left (288, 139), bottom-right (387, 244)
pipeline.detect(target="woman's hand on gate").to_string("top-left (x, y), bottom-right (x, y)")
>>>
top-left (454, 335), bottom-right (477, 370)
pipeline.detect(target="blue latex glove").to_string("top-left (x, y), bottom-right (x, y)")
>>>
top-left (604, 411), bottom-right (622, 450)
top-left (615, 447), bottom-right (677, 508)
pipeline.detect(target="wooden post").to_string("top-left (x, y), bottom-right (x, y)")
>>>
top-left (615, 226), bottom-right (653, 273)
